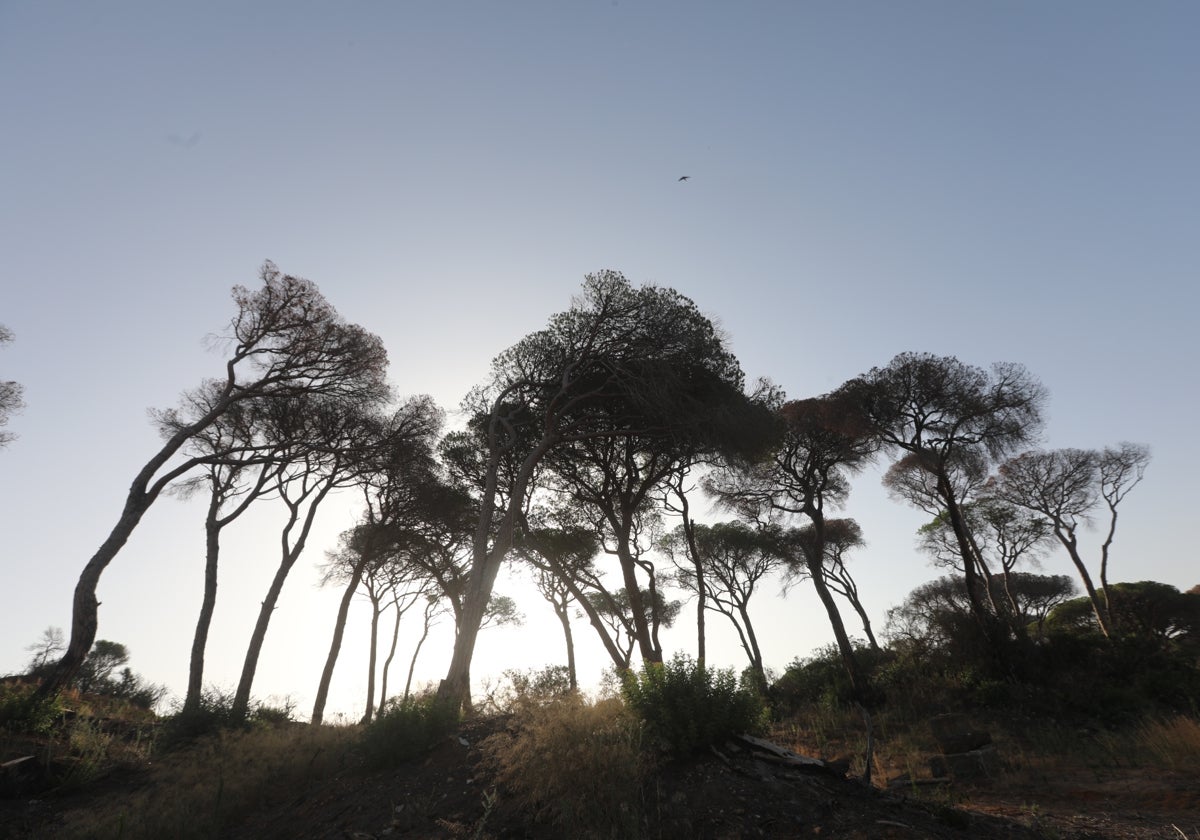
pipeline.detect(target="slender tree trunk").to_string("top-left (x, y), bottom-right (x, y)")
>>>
top-left (360, 595), bottom-right (382, 724)
top-left (186, 464), bottom-right (275, 716)
top-left (35, 499), bottom-right (152, 700)
top-left (845, 593), bottom-right (880, 651)
top-left (737, 602), bottom-right (766, 686)
top-left (233, 480), bottom-right (333, 721)
top-left (553, 601), bottom-right (578, 691)
top-left (807, 512), bottom-right (867, 702)
top-left (615, 527), bottom-right (660, 665)
top-left (938, 473), bottom-right (1009, 669)
top-left (438, 438), bottom-right (551, 710)
top-left (404, 598), bottom-right (437, 702)
top-left (1056, 529), bottom-right (1113, 639)
top-left (34, 383), bottom-right (237, 703)
top-left (185, 496), bottom-right (224, 715)
top-left (311, 556), bottom-right (369, 725)
top-left (1098, 506), bottom-right (1120, 633)
top-left (563, 577), bottom-right (631, 671)
top-left (683, 516), bottom-right (707, 664)
top-left (379, 597), bottom-right (406, 711)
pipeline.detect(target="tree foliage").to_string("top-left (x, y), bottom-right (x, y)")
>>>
top-left (0, 324), bottom-right (24, 449)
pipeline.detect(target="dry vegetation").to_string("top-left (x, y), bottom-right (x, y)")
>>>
top-left (4, 665), bottom-right (1200, 840)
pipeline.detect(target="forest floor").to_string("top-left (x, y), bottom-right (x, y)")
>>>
top-left (4, 711), bottom-right (1198, 839)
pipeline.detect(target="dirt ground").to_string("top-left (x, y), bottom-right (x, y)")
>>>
top-left (217, 716), bottom-right (1198, 840)
top-left (4, 715), bottom-right (1197, 839)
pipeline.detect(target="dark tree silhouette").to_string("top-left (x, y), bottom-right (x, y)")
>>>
top-left (706, 393), bottom-right (876, 700)
top-left (669, 521), bottom-right (787, 685)
top-left (783, 518), bottom-right (880, 650)
top-left (169, 396), bottom-right (289, 716)
top-left (436, 271), bottom-right (762, 710)
top-left (231, 395), bottom-right (405, 722)
top-left (842, 352), bottom-right (1045, 663)
top-left (0, 324), bottom-right (24, 449)
top-left (991, 443), bottom-right (1150, 638)
top-left (37, 264), bottom-right (389, 701)
top-left (309, 399), bottom-right (443, 723)
top-left (517, 525), bottom-right (600, 691)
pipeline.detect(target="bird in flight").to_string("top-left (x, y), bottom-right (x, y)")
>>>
top-left (678, 175), bottom-right (691, 181)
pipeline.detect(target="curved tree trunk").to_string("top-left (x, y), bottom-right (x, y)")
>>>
top-left (552, 601), bottom-right (578, 690)
top-left (438, 437), bottom-right (552, 711)
top-left (360, 595), bottom-right (382, 724)
top-left (233, 479), bottom-right (332, 722)
top-left (311, 557), bottom-right (368, 725)
top-left (185, 496), bottom-right (224, 715)
top-left (403, 599), bottom-right (437, 703)
top-left (807, 513), bottom-right (868, 702)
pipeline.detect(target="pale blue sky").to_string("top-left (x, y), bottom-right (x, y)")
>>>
top-left (2, 3), bottom-right (1197, 716)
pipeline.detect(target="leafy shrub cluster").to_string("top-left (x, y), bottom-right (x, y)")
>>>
top-left (774, 625), bottom-right (1200, 726)
top-left (360, 692), bottom-right (460, 768)
top-left (0, 678), bottom-right (65, 733)
top-left (621, 653), bottom-right (766, 756)
top-left (159, 687), bottom-right (297, 748)
top-left (500, 664), bottom-right (576, 710)
top-left (481, 694), bottom-right (646, 838)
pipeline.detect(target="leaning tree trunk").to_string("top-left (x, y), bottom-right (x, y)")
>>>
top-left (438, 437), bottom-right (551, 711)
top-left (232, 480), bottom-right (332, 722)
top-left (614, 526), bottom-right (661, 666)
top-left (807, 513), bottom-right (868, 702)
top-left (360, 595), bottom-right (383, 724)
top-left (552, 600), bottom-right (578, 691)
top-left (403, 599), bottom-right (437, 703)
top-left (1057, 530), bottom-right (1113, 640)
top-left (311, 555), bottom-right (370, 725)
top-left (683, 515), bottom-right (707, 664)
top-left (378, 594), bottom-right (410, 711)
top-left (35, 505), bottom-right (149, 700)
top-left (185, 499), bottom-right (225, 715)
top-left (33, 382), bottom-right (237, 703)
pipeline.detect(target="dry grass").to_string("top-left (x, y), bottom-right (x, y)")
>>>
top-left (1131, 715), bottom-right (1200, 771)
top-left (481, 695), bottom-right (648, 839)
top-left (775, 702), bottom-right (1200, 804)
top-left (50, 722), bottom-right (359, 840)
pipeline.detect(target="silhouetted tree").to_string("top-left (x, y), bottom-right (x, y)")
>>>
top-left (706, 393), bottom-right (876, 700)
top-left (582, 586), bottom-right (683, 670)
top-left (1048, 580), bottom-right (1196, 651)
top-left (0, 324), bottom-right (24, 449)
top-left (233, 395), bottom-right (415, 722)
top-left (991, 443), bottom-right (1150, 638)
top-left (669, 521), bottom-right (787, 684)
top-left (24, 627), bottom-right (65, 674)
top-left (784, 518), bottom-right (880, 650)
top-left (309, 397), bottom-right (443, 724)
top-left (437, 271), bottom-right (761, 710)
top-left (170, 396), bottom-right (289, 716)
top-left (842, 352), bottom-right (1045, 664)
top-left (915, 497), bottom-right (1053, 638)
top-left (518, 525), bottom-right (600, 690)
top-left (37, 263), bottom-right (389, 701)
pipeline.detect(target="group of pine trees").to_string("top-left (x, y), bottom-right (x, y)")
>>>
top-left (8, 264), bottom-right (1191, 722)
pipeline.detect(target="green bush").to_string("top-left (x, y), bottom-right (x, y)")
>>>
top-left (621, 653), bottom-right (766, 757)
top-left (0, 679), bottom-right (65, 734)
top-left (360, 693), bottom-right (460, 768)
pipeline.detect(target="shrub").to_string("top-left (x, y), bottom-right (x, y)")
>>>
top-left (360, 692), bottom-right (460, 768)
top-left (0, 679), bottom-right (64, 734)
top-left (481, 694), bottom-right (646, 838)
top-left (622, 653), bottom-right (766, 757)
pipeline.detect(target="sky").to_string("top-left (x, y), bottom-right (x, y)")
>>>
top-left (2, 2), bottom-right (1197, 720)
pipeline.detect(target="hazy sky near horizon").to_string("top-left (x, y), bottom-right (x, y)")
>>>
top-left (2, 3), bottom-right (1197, 718)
